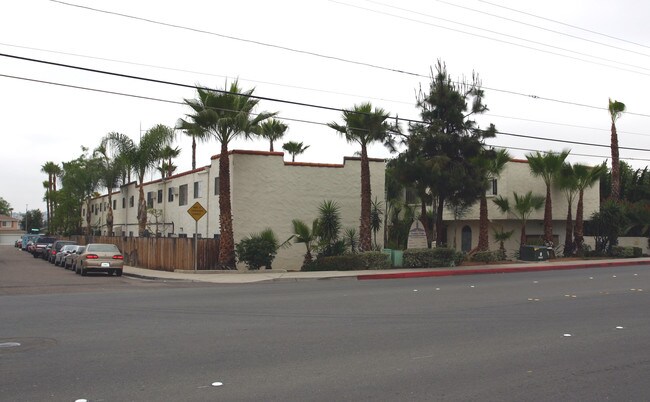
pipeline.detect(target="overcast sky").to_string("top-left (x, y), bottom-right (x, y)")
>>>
top-left (1, 0), bottom-right (649, 215)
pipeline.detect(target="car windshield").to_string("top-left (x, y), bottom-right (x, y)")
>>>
top-left (61, 245), bottom-right (75, 252)
top-left (36, 237), bottom-right (56, 244)
top-left (86, 244), bottom-right (120, 253)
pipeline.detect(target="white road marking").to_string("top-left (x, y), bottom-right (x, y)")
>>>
top-left (212, 382), bottom-right (223, 387)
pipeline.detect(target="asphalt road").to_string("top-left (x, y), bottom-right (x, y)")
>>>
top-left (2, 246), bottom-right (649, 401)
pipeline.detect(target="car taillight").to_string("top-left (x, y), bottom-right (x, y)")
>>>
top-left (112, 255), bottom-right (123, 260)
top-left (51, 250), bottom-right (56, 255)
top-left (86, 254), bottom-right (99, 259)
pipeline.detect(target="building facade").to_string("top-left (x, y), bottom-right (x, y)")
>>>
top-left (0, 214), bottom-right (23, 245)
top-left (83, 150), bottom-right (386, 270)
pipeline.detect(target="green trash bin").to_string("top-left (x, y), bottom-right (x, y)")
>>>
top-left (520, 245), bottom-right (549, 261)
top-left (382, 248), bottom-right (393, 266)
top-left (392, 250), bottom-right (403, 268)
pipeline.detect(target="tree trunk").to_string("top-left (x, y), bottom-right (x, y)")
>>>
top-left (269, 141), bottom-right (274, 152)
top-left (358, 144), bottom-right (372, 252)
top-left (218, 143), bottom-right (236, 269)
top-left (611, 122), bottom-right (620, 200)
top-left (574, 190), bottom-right (585, 251)
top-left (563, 204), bottom-right (573, 256)
top-left (544, 184), bottom-right (553, 244)
top-left (436, 197), bottom-right (445, 247)
top-left (520, 221), bottom-right (526, 245)
top-left (191, 137), bottom-right (197, 170)
top-left (137, 177), bottom-right (147, 236)
top-left (477, 194), bottom-right (489, 251)
top-left (107, 189), bottom-right (114, 236)
top-left (419, 200), bottom-right (433, 248)
top-left (85, 199), bottom-right (92, 235)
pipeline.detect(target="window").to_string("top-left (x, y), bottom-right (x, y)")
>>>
top-left (193, 181), bottom-right (202, 199)
top-left (179, 184), bottom-right (188, 206)
top-left (157, 190), bottom-right (163, 204)
top-left (122, 197), bottom-right (126, 208)
top-left (113, 200), bottom-right (117, 210)
top-left (147, 191), bottom-right (154, 208)
top-left (2, 221), bottom-right (7, 227)
top-left (486, 178), bottom-right (498, 196)
top-left (168, 187), bottom-right (174, 202)
top-left (129, 196), bottom-right (134, 207)
top-left (82, 208), bottom-right (85, 216)
top-left (405, 188), bottom-right (418, 205)
top-left (91, 205), bottom-right (94, 213)
top-left (214, 177), bottom-right (220, 196)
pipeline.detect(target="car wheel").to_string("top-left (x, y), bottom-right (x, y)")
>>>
top-left (115, 269), bottom-right (123, 277)
top-left (33, 253), bottom-right (38, 258)
top-left (81, 265), bottom-right (87, 276)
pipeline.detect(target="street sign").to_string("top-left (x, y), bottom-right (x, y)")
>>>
top-left (187, 202), bottom-right (207, 222)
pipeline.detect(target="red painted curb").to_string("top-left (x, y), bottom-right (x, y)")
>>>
top-left (356, 260), bottom-right (650, 280)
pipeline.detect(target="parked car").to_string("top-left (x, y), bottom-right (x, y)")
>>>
top-left (63, 246), bottom-right (85, 270)
top-left (75, 243), bottom-right (124, 276)
top-left (15, 239), bottom-right (22, 248)
top-left (42, 243), bottom-right (54, 260)
top-left (22, 234), bottom-right (39, 251)
top-left (48, 240), bottom-right (77, 263)
top-left (55, 244), bottom-right (78, 266)
top-left (31, 236), bottom-right (57, 258)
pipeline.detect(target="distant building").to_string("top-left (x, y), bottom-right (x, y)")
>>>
top-left (0, 214), bottom-right (23, 245)
top-left (83, 150), bottom-right (386, 270)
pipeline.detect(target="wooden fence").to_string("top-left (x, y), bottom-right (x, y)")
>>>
top-left (68, 235), bottom-right (220, 271)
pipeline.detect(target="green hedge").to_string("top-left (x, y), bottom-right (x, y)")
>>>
top-left (611, 246), bottom-right (640, 258)
top-left (471, 250), bottom-right (504, 263)
top-left (403, 248), bottom-right (464, 268)
top-left (303, 252), bottom-right (391, 271)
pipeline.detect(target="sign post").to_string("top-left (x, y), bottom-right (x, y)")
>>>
top-left (187, 202), bottom-right (207, 271)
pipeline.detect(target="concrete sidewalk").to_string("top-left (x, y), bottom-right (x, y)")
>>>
top-left (123, 257), bottom-right (650, 284)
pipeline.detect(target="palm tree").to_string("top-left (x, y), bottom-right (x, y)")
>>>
top-left (105, 125), bottom-right (175, 236)
top-left (41, 161), bottom-right (61, 230)
top-left (176, 121), bottom-right (210, 170)
top-left (492, 226), bottom-right (514, 257)
top-left (257, 118), bottom-right (288, 152)
top-left (608, 98), bottom-right (626, 200)
top-left (574, 162), bottom-right (607, 251)
top-left (94, 138), bottom-right (125, 236)
top-left (476, 148), bottom-right (510, 251)
top-left (291, 218), bottom-right (319, 269)
top-left (370, 197), bottom-right (383, 250)
top-left (282, 141), bottom-right (310, 162)
top-left (493, 191), bottom-right (545, 245)
top-left (159, 145), bottom-right (181, 178)
top-left (557, 163), bottom-right (579, 256)
top-left (526, 150), bottom-right (570, 246)
top-left (328, 102), bottom-right (397, 252)
top-left (179, 81), bottom-right (275, 269)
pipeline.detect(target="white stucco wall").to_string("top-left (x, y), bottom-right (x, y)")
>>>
top-left (84, 150), bottom-right (386, 270)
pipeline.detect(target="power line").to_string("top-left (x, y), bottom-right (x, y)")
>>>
top-left (46, 0), bottom-right (650, 115)
top-left (478, 0), bottom-right (650, 51)
top-left (331, 0), bottom-right (650, 75)
top-left (48, 0), bottom-right (420, 78)
top-left (5, 41), bottom-right (649, 137)
top-left (487, 143), bottom-right (649, 163)
top-left (3, 70), bottom-right (649, 156)
top-left (426, 0), bottom-right (650, 58)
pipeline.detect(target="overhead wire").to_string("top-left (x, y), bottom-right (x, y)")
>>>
top-left (478, 0), bottom-right (650, 51)
top-left (2, 70), bottom-right (649, 158)
top-left (46, 0), bottom-right (650, 116)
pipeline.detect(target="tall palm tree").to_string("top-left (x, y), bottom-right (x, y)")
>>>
top-left (41, 161), bottom-right (60, 230)
top-left (282, 141), bottom-right (310, 162)
top-left (257, 118), bottom-right (288, 152)
top-left (476, 148), bottom-right (510, 251)
top-left (328, 102), bottom-right (397, 252)
top-left (493, 191), bottom-right (545, 245)
top-left (608, 98), bottom-right (626, 200)
top-left (159, 145), bottom-right (181, 178)
top-left (105, 125), bottom-right (175, 236)
top-left (557, 162), bottom-right (579, 256)
top-left (94, 138), bottom-right (126, 236)
top-left (176, 122), bottom-right (210, 170)
top-left (179, 81), bottom-right (275, 269)
top-left (526, 150), bottom-right (570, 245)
top-left (574, 162), bottom-right (607, 251)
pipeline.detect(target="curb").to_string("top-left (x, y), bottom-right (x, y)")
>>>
top-left (357, 260), bottom-right (650, 280)
top-left (122, 272), bottom-right (196, 282)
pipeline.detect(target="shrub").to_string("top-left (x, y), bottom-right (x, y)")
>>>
top-left (611, 246), bottom-right (635, 258)
top-left (471, 250), bottom-right (501, 263)
top-left (633, 247), bottom-right (643, 257)
top-left (403, 247), bottom-right (463, 268)
top-left (303, 255), bottom-right (361, 271)
top-left (360, 251), bottom-right (391, 270)
top-left (236, 229), bottom-right (279, 270)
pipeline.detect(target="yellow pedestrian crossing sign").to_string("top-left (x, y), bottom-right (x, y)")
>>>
top-left (188, 202), bottom-right (207, 221)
